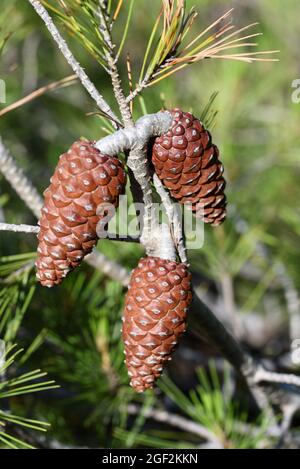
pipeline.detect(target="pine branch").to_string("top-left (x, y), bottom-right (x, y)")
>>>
top-left (97, 1), bottom-right (133, 127)
top-left (253, 368), bottom-right (300, 388)
top-left (97, 1), bottom-right (172, 257)
top-left (0, 222), bottom-right (139, 243)
top-left (96, 111), bottom-right (174, 255)
top-left (97, 1), bottom-right (168, 256)
top-left (0, 223), bottom-right (39, 234)
top-left (153, 174), bottom-right (187, 263)
top-left (126, 81), bottom-right (145, 104)
top-left (85, 251), bottom-right (130, 287)
top-left (190, 294), bottom-right (277, 419)
top-left (27, 0), bottom-right (121, 128)
top-left (127, 403), bottom-right (286, 445)
top-left (127, 403), bottom-right (223, 446)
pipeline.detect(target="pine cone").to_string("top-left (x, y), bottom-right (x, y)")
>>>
top-left (151, 108), bottom-right (227, 225)
top-left (123, 256), bottom-right (192, 392)
top-left (36, 140), bottom-right (126, 287)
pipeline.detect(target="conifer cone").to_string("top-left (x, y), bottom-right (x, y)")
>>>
top-left (36, 140), bottom-right (126, 287)
top-left (122, 256), bottom-right (192, 392)
top-left (151, 108), bottom-right (227, 225)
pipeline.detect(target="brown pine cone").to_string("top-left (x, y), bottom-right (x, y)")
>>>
top-left (122, 256), bottom-right (192, 392)
top-left (36, 140), bottom-right (126, 287)
top-left (151, 108), bottom-right (227, 226)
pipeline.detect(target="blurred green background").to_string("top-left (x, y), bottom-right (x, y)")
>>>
top-left (0, 0), bottom-right (300, 449)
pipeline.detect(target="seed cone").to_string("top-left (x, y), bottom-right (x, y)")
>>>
top-left (36, 140), bottom-right (126, 287)
top-left (123, 256), bottom-right (192, 392)
top-left (152, 108), bottom-right (227, 225)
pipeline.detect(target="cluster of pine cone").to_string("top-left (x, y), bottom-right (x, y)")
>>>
top-left (36, 109), bottom-right (226, 392)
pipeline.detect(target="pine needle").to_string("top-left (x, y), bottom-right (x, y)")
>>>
top-left (131, 2), bottom-right (279, 97)
top-left (116, 0), bottom-right (135, 59)
top-left (113, 0), bottom-right (123, 22)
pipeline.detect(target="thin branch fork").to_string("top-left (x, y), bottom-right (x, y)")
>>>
top-left (97, 3), bottom-right (169, 257)
top-left (97, 0), bottom-right (160, 255)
